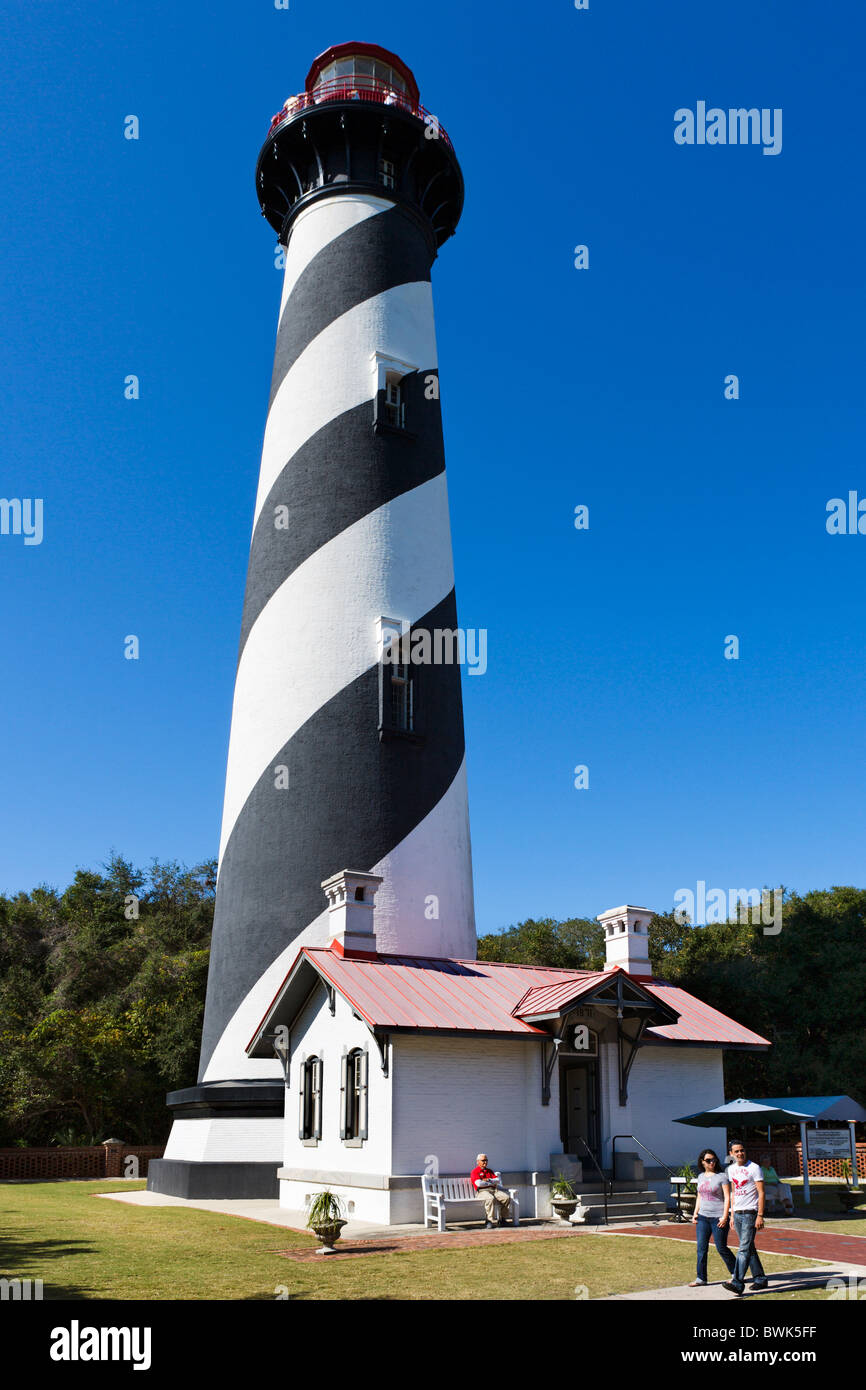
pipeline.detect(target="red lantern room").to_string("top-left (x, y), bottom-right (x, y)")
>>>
top-left (305, 41), bottom-right (421, 108)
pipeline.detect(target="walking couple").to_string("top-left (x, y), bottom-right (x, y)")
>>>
top-left (691, 1141), bottom-right (768, 1294)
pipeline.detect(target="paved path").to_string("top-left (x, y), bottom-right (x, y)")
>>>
top-left (600, 1262), bottom-right (866, 1301)
top-left (607, 1223), bottom-right (866, 1266)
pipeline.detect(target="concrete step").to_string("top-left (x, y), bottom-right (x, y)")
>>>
top-left (598, 1206), bottom-right (669, 1225)
top-left (572, 1191), bottom-right (669, 1224)
top-left (570, 1180), bottom-right (648, 1195)
top-left (575, 1188), bottom-right (663, 1205)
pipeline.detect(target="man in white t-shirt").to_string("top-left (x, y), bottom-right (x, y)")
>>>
top-left (722, 1141), bottom-right (768, 1294)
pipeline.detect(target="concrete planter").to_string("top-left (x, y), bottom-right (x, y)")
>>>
top-left (311, 1219), bottom-right (347, 1253)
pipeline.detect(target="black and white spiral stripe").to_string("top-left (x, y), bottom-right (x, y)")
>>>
top-left (198, 194), bottom-right (475, 1083)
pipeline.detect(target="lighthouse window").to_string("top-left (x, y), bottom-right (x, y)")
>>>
top-left (314, 58), bottom-right (408, 97)
top-left (379, 617), bottom-right (420, 740)
top-left (390, 663), bottom-right (414, 732)
top-left (379, 158), bottom-right (397, 191)
top-left (299, 1056), bottom-right (322, 1144)
top-left (384, 374), bottom-right (405, 427)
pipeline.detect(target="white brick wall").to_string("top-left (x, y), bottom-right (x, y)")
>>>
top-left (391, 1035), bottom-right (560, 1174)
top-left (628, 1045), bottom-right (727, 1167)
top-left (281, 980), bottom-right (392, 1178)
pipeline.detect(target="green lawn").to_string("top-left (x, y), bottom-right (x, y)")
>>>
top-left (0, 1180), bottom-right (835, 1301)
top-left (774, 1182), bottom-right (866, 1237)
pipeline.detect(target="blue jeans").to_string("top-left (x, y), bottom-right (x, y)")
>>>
top-left (695, 1213), bottom-right (736, 1282)
top-left (730, 1209), bottom-right (767, 1290)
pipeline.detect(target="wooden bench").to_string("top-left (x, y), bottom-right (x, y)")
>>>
top-left (422, 1174), bottom-right (520, 1232)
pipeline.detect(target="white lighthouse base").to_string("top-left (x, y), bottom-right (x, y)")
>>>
top-left (147, 1079), bottom-right (284, 1199)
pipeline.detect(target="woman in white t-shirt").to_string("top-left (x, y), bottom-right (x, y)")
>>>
top-left (689, 1148), bottom-right (738, 1286)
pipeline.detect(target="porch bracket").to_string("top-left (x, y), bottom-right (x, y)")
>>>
top-left (541, 1036), bottom-right (561, 1105)
top-left (370, 1030), bottom-right (390, 1077)
top-left (617, 1017), bottom-right (648, 1107)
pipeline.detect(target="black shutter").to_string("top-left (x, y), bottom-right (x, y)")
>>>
top-left (359, 1051), bottom-right (369, 1140)
top-left (298, 1058), bottom-right (307, 1139)
top-left (339, 1053), bottom-right (348, 1140)
top-left (313, 1057), bottom-right (322, 1140)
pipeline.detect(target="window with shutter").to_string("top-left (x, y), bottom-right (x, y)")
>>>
top-left (300, 1056), bottom-right (321, 1145)
top-left (342, 1048), bottom-right (367, 1146)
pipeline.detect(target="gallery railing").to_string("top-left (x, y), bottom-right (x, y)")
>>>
top-left (268, 79), bottom-right (452, 149)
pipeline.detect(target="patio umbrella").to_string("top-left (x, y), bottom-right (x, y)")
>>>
top-left (674, 1097), bottom-right (817, 1202)
top-left (674, 1098), bottom-right (814, 1128)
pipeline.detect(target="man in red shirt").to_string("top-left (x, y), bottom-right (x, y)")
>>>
top-left (470, 1153), bottom-right (512, 1229)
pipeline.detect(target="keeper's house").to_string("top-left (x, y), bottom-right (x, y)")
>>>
top-left (247, 872), bottom-right (769, 1225)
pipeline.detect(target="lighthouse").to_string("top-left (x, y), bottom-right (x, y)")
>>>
top-left (148, 43), bottom-right (475, 1198)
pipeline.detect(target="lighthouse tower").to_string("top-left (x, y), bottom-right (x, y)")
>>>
top-left (148, 44), bottom-right (474, 1198)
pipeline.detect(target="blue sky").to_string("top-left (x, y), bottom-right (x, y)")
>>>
top-left (1, 0), bottom-right (864, 931)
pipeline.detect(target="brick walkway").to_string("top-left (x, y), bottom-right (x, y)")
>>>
top-left (608, 1224), bottom-right (866, 1265)
top-left (275, 1219), bottom-right (866, 1266)
top-left (276, 1223), bottom-right (593, 1262)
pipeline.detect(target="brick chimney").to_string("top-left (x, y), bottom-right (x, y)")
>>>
top-left (322, 870), bottom-right (383, 958)
top-left (597, 905), bottom-right (653, 978)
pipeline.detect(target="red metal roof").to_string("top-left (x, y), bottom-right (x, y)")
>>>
top-left (257, 949), bottom-right (769, 1047)
top-left (638, 981), bottom-right (769, 1046)
top-left (513, 975), bottom-right (604, 1019)
top-left (302, 950), bottom-right (573, 1035)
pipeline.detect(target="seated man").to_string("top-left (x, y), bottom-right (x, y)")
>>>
top-left (470, 1153), bottom-right (512, 1229)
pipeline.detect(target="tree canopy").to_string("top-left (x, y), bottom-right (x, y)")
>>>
top-left (0, 855), bottom-right (214, 1146)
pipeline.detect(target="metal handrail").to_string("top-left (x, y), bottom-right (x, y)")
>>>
top-left (573, 1136), bottom-right (610, 1226)
top-left (611, 1133), bottom-right (677, 1183)
top-left (268, 79), bottom-right (452, 149)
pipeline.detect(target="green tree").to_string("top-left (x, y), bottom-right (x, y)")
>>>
top-left (0, 856), bottom-right (216, 1145)
top-left (477, 916), bottom-right (604, 970)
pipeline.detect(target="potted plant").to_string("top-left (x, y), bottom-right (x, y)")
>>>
top-left (550, 1173), bottom-right (579, 1223)
top-left (674, 1164), bottom-right (698, 1217)
top-left (306, 1189), bottom-right (347, 1253)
